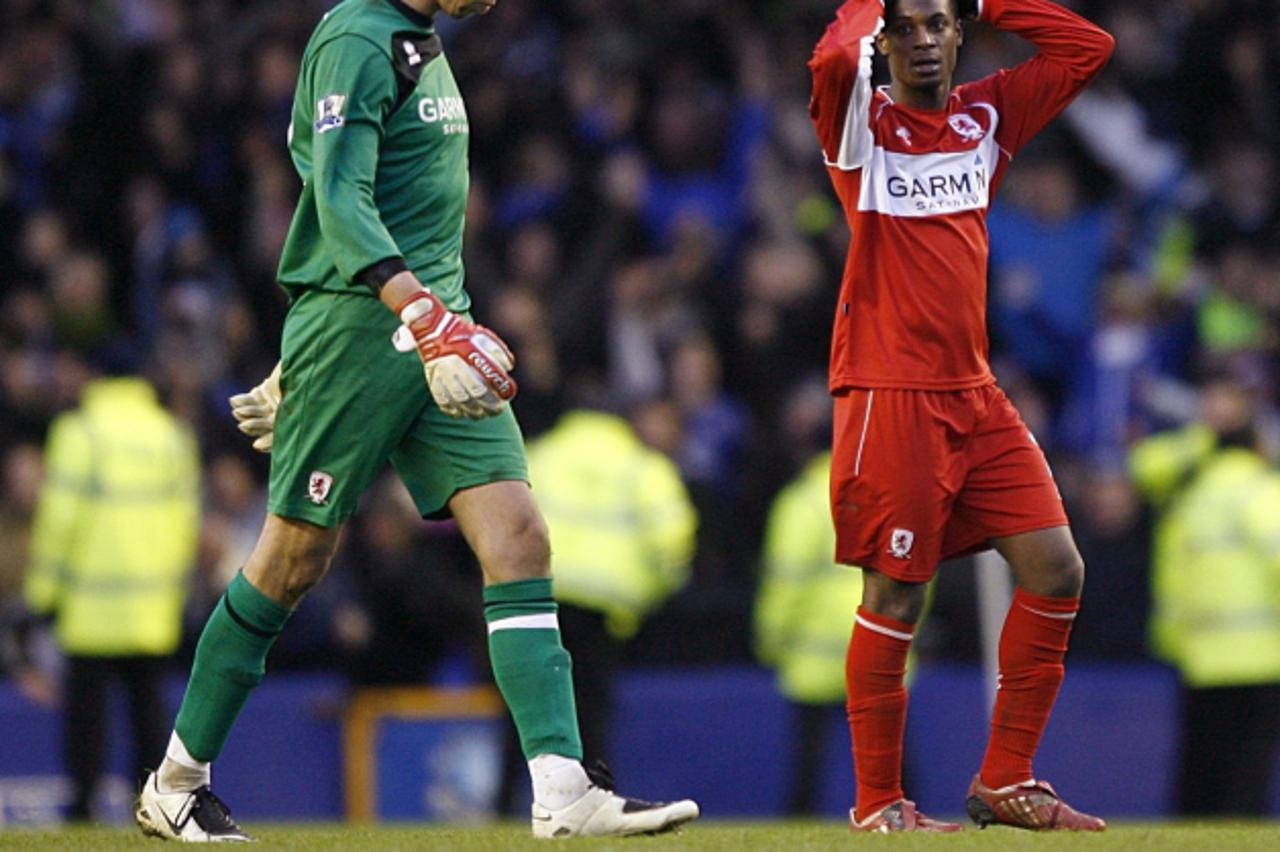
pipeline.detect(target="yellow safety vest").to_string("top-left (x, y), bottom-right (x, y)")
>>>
top-left (527, 411), bottom-right (696, 640)
top-left (754, 453), bottom-right (864, 704)
top-left (24, 378), bottom-right (200, 656)
top-left (1135, 442), bottom-right (1280, 687)
top-left (1129, 423), bottom-right (1216, 508)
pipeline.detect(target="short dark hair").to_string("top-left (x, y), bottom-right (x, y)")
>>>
top-left (884, 0), bottom-right (960, 21)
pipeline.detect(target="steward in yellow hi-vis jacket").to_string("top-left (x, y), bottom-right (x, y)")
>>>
top-left (754, 451), bottom-right (864, 815)
top-left (756, 453), bottom-right (863, 703)
top-left (529, 410), bottom-right (696, 641)
top-left (497, 408), bottom-right (696, 814)
top-left (1130, 362), bottom-right (1280, 816)
top-left (1135, 441), bottom-right (1280, 688)
top-left (23, 375), bottom-right (199, 821)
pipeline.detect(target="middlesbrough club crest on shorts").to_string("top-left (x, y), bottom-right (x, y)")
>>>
top-left (889, 528), bottom-right (915, 559)
top-left (308, 471), bottom-right (333, 506)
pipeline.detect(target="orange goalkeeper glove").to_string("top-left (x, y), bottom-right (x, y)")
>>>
top-left (392, 289), bottom-right (517, 419)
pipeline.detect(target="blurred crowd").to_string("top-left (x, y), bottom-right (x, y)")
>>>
top-left (2, 0), bottom-right (1279, 680)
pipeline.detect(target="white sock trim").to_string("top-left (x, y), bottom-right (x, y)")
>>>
top-left (1018, 603), bottom-right (1077, 620)
top-left (166, 731), bottom-right (209, 772)
top-left (487, 613), bottom-right (559, 634)
top-left (854, 613), bottom-right (914, 643)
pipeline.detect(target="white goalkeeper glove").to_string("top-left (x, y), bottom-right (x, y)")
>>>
top-left (228, 361), bottom-right (282, 452)
top-left (391, 289), bottom-right (517, 419)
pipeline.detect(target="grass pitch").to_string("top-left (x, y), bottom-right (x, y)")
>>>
top-left (3, 820), bottom-right (1280, 850)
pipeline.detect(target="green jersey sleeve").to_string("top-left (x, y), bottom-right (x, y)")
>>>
top-left (307, 35), bottom-right (402, 282)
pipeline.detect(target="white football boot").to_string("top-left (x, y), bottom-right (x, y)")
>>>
top-left (135, 772), bottom-right (253, 842)
top-left (530, 762), bottom-right (699, 838)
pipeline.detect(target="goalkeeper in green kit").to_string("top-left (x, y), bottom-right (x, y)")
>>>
top-left (134, 0), bottom-right (699, 841)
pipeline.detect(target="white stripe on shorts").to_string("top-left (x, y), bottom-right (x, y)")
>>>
top-left (487, 613), bottom-right (560, 634)
top-left (854, 390), bottom-right (875, 477)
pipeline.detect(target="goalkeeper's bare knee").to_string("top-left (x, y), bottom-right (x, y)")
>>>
top-left (244, 514), bottom-right (342, 607)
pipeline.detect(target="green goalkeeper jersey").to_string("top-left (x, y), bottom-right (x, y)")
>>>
top-left (277, 0), bottom-right (470, 311)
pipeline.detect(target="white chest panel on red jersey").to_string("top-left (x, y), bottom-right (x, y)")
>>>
top-left (856, 102), bottom-right (1002, 218)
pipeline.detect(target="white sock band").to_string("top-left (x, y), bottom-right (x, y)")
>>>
top-left (165, 731), bottom-right (208, 771)
top-left (487, 613), bottom-right (559, 634)
top-left (156, 731), bottom-right (211, 793)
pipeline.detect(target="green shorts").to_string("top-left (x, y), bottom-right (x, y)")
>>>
top-left (267, 289), bottom-right (528, 527)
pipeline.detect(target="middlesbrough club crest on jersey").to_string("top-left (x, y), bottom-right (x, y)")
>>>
top-left (948, 112), bottom-right (986, 141)
top-left (308, 471), bottom-right (334, 506)
top-left (889, 528), bottom-right (915, 559)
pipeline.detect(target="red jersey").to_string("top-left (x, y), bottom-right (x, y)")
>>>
top-left (810, 0), bottom-right (1114, 391)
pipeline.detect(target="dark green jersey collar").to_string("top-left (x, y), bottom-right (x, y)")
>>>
top-left (385, 0), bottom-right (435, 29)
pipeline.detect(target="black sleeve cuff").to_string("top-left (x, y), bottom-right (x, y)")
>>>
top-left (355, 257), bottom-right (410, 295)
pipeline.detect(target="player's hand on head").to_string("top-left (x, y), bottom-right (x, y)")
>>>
top-left (438, 0), bottom-right (497, 20)
top-left (393, 289), bottom-right (517, 420)
top-left (228, 361), bottom-right (282, 452)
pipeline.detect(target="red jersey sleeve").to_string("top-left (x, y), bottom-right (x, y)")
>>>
top-left (809, 0), bottom-right (884, 170)
top-left (812, 0), bottom-right (1112, 393)
top-left (969, 0), bottom-right (1115, 157)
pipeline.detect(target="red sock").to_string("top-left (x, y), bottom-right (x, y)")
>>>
top-left (980, 588), bottom-right (1079, 789)
top-left (846, 606), bottom-right (914, 822)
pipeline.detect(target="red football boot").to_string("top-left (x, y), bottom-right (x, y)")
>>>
top-left (849, 799), bottom-right (964, 833)
top-left (966, 775), bottom-right (1106, 831)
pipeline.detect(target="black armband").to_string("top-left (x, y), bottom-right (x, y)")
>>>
top-left (356, 257), bottom-right (410, 295)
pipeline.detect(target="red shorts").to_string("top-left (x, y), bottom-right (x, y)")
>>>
top-left (830, 384), bottom-right (1068, 583)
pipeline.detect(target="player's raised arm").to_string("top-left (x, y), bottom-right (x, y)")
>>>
top-left (809, 0), bottom-right (885, 171)
top-left (975, 0), bottom-right (1115, 155)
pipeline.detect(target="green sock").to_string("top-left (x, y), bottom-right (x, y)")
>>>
top-left (484, 578), bottom-right (583, 761)
top-left (174, 570), bottom-right (291, 762)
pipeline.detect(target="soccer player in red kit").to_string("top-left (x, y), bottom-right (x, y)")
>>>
top-left (809, 0), bottom-right (1114, 833)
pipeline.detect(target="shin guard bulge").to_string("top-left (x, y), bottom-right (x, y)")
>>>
top-left (173, 571), bottom-right (291, 762)
top-left (485, 578), bottom-right (583, 761)
top-left (846, 606), bottom-right (915, 822)
top-left (980, 588), bottom-right (1079, 789)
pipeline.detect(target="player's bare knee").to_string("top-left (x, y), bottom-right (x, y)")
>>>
top-left (860, 571), bottom-right (926, 624)
top-left (527, 524), bottom-right (552, 571)
top-left (869, 594), bottom-right (925, 625)
top-left (479, 510), bottom-right (551, 581)
top-left (277, 559), bottom-right (331, 606)
top-left (508, 510), bottom-right (551, 575)
top-left (249, 549), bottom-right (331, 608)
top-left (1019, 549), bottom-right (1084, 598)
top-left (277, 533), bottom-right (335, 599)
top-left (1045, 551), bottom-right (1085, 597)
top-left (246, 517), bottom-right (339, 606)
